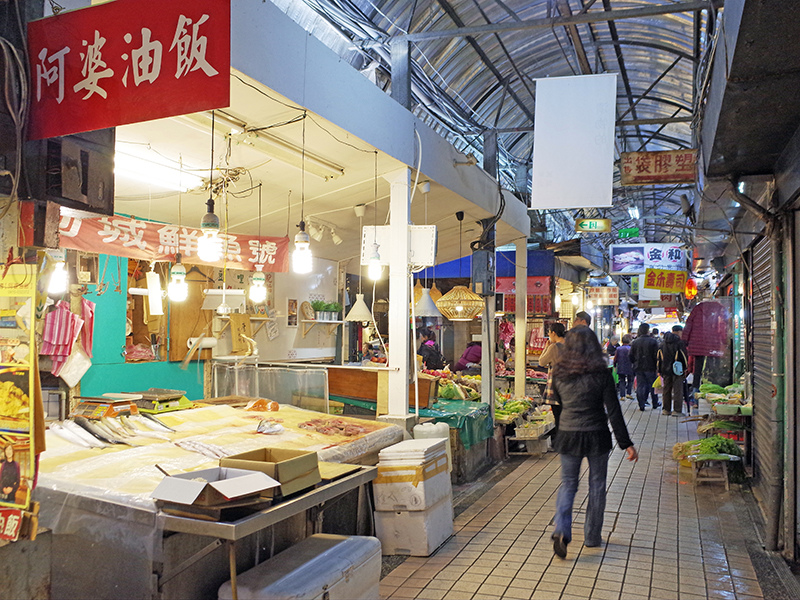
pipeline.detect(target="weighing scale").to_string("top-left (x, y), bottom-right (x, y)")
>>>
top-left (127, 388), bottom-right (192, 414)
top-left (69, 396), bottom-right (140, 420)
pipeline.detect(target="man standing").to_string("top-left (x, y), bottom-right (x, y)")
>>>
top-left (573, 311), bottom-right (592, 328)
top-left (631, 323), bottom-right (660, 411)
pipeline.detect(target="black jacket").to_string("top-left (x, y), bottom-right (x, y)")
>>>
top-left (630, 334), bottom-right (659, 372)
top-left (656, 332), bottom-right (688, 376)
top-left (549, 369), bottom-right (633, 449)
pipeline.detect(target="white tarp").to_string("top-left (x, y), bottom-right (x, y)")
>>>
top-left (531, 74), bottom-right (617, 209)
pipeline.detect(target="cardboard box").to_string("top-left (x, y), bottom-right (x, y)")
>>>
top-left (151, 467), bottom-right (279, 507)
top-left (220, 448), bottom-right (321, 498)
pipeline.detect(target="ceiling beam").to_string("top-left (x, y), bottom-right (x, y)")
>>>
top-left (487, 116), bottom-right (693, 134)
top-left (400, 1), bottom-right (713, 43)
top-left (433, 0), bottom-right (535, 122)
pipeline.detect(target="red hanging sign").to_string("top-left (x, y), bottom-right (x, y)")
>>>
top-left (0, 508), bottom-right (24, 541)
top-left (27, 0), bottom-right (230, 140)
top-left (55, 213), bottom-right (289, 272)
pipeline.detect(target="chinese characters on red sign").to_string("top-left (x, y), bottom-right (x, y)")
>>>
top-left (0, 509), bottom-right (24, 541)
top-left (56, 214), bottom-right (289, 272)
top-left (587, 287), bottom-right (619, 306)
top-left (620, 150), bottom-right (697, 186)
top-left (27, 0), bottom-right (230, 140)
top-left (643, 268), bottom-right (687, 294)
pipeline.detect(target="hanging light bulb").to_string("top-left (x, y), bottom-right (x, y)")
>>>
top-left (48, 261), bottom-right (68, 294)
top-left (250, 265), bottom-right (267, 303)
top-left (368, 242), bottom-right (383, 280)
top-left (293, 221), bottom-right (313, 274)
top-left (587, 299), bottom-right (594, 309)
top-left (167, 255), bottom-right (188, 302)
top-left (571, 292), bottom-right (580, 306)
top-left (198, 196), bottom-right (222, 262)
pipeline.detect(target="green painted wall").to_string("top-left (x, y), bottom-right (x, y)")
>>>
top-left (79, 256), bottom-right (205, 400)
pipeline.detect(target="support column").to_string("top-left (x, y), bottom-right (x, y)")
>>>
top-left (384, 167), bottom-right (411, 420)
top-left (514, 238), bottom-right (528, 398)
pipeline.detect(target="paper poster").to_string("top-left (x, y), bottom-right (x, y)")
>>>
top-left (0, 266), bottom-right (37, 510)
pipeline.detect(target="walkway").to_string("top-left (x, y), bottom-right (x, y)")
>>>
top-left (380, 401), bottom-right (767, 600)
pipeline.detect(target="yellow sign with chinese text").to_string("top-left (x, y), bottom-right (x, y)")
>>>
top-left (643, 268), bottom-right (687, 294)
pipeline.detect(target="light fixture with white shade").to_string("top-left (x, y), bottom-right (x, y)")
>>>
top-left (414, 287), bottom-right (442, 318)
top-left (345, 293), bottom-right (372, 324)
top-left (330, 229), bottom-right (343, 246)
top-left (307, 222), bottom-right (324, 242)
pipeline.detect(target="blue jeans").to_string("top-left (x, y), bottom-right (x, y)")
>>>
top-left (617, 373), bottom-right (633, 398)
top-left (553, 452), bottom-right (609, 546)
top-left (635, 371), bottom-right (658, 410)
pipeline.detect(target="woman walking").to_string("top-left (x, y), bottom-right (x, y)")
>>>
top-left (548, 327), bottom-right (638, 558)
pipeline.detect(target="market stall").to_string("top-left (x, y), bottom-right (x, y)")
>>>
top-left (36, 403), bottom-right (403, 599)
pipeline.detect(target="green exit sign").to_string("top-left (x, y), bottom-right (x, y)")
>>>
top-left (618, 227), bottom-right (640, 239)
top-left (575, 219), bottom-right (611, 233)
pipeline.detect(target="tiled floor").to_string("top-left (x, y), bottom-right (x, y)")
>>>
top-left (380, 401), bottom-right (764, 600)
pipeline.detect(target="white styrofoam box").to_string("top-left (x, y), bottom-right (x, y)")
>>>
top-left (375, 492), bottom-right (454, 556)
top-left (374, 454), bottom-right (451, 511)
top-left (218, 534), bottom-right (380, 600)
top-left (378, 438), bottom-right (447, 463)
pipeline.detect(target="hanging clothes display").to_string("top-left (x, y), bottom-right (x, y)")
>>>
top-left (683, 301), bottom-right (728, 357)
top-left (81, 298), bottom-right (96, 358)
top-left (41, 301), bottom-right (85, 377)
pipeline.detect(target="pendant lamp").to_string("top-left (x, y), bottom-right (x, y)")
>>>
top-left (415, 287), bottom-right (442, 318)
top-left (430, 283), bottom-right (442, 303)
top-left (435, 211), bottom-right (483, 321)
top-left (198, 112), bottom-right (222, 262)
top-left (345, 293), bottom-right (372, 324)
top-left (292, 113), bottom-right (313, 274)
top-left (436, 285), bottom-right (483, 321)
top-left (413, 280), bottom-right (423, 305)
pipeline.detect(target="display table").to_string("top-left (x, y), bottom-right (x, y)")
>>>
top-left (35, 405), bottom-right (402, 599)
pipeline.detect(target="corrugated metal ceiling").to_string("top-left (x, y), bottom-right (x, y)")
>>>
top-left (270, 0), bottom-right (718, 254)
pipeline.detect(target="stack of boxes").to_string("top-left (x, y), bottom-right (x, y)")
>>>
top-left (373, 438), bottom-right (454, 556)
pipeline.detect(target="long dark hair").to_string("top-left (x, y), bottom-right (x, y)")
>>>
top-left (551, 327), bottom-right (608, 379)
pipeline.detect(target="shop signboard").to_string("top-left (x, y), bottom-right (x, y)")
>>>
top-left (587, 287), bottom-right (619, 306)
top-left (637, 294), bottom-right (678, 309)
top-left (643, 269), bottom-right (687, 294)
top-left (502, 294), bottom-right (551, 315)
top-left (0, 508), bottom-right (24, 541)
top-left (0, 266), bottom-right (37, 511)
top-left (609, 243), bottom-right (685, 274)
top-left (618, 227), bottom-right (639, 239)
top-left (620, 150), bottom-right (697, 185)
top-left (574, 219), bottom-right (611, 233)
top-left (27, 0), bottom-right (230, 139)
top-left (495, 277), bottom-right (550, 295)
top-left (55, 214), bottom-right (289, 272)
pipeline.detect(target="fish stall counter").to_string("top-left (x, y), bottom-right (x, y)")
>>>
top-left (35, 404), bottom-right (404, 600)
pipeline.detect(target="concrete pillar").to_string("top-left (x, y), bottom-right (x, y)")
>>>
top-left (515, 238), bottom-right (528, 398)
top-left (384, 167), bottom-right (411, 418)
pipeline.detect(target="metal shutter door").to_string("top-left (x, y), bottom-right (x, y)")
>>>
top-left (751, 237), bottom-right (776, 491)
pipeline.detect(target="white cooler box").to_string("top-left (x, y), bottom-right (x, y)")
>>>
top-left (218, 534), bottom-right (381, 600)
top-left (374, 492), bottom-right (454, 556)
top-left (374, 452), bottom-right (450, 511)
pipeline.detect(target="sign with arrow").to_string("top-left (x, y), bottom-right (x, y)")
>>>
top-left (575, 219), bottom-right (611, 233)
